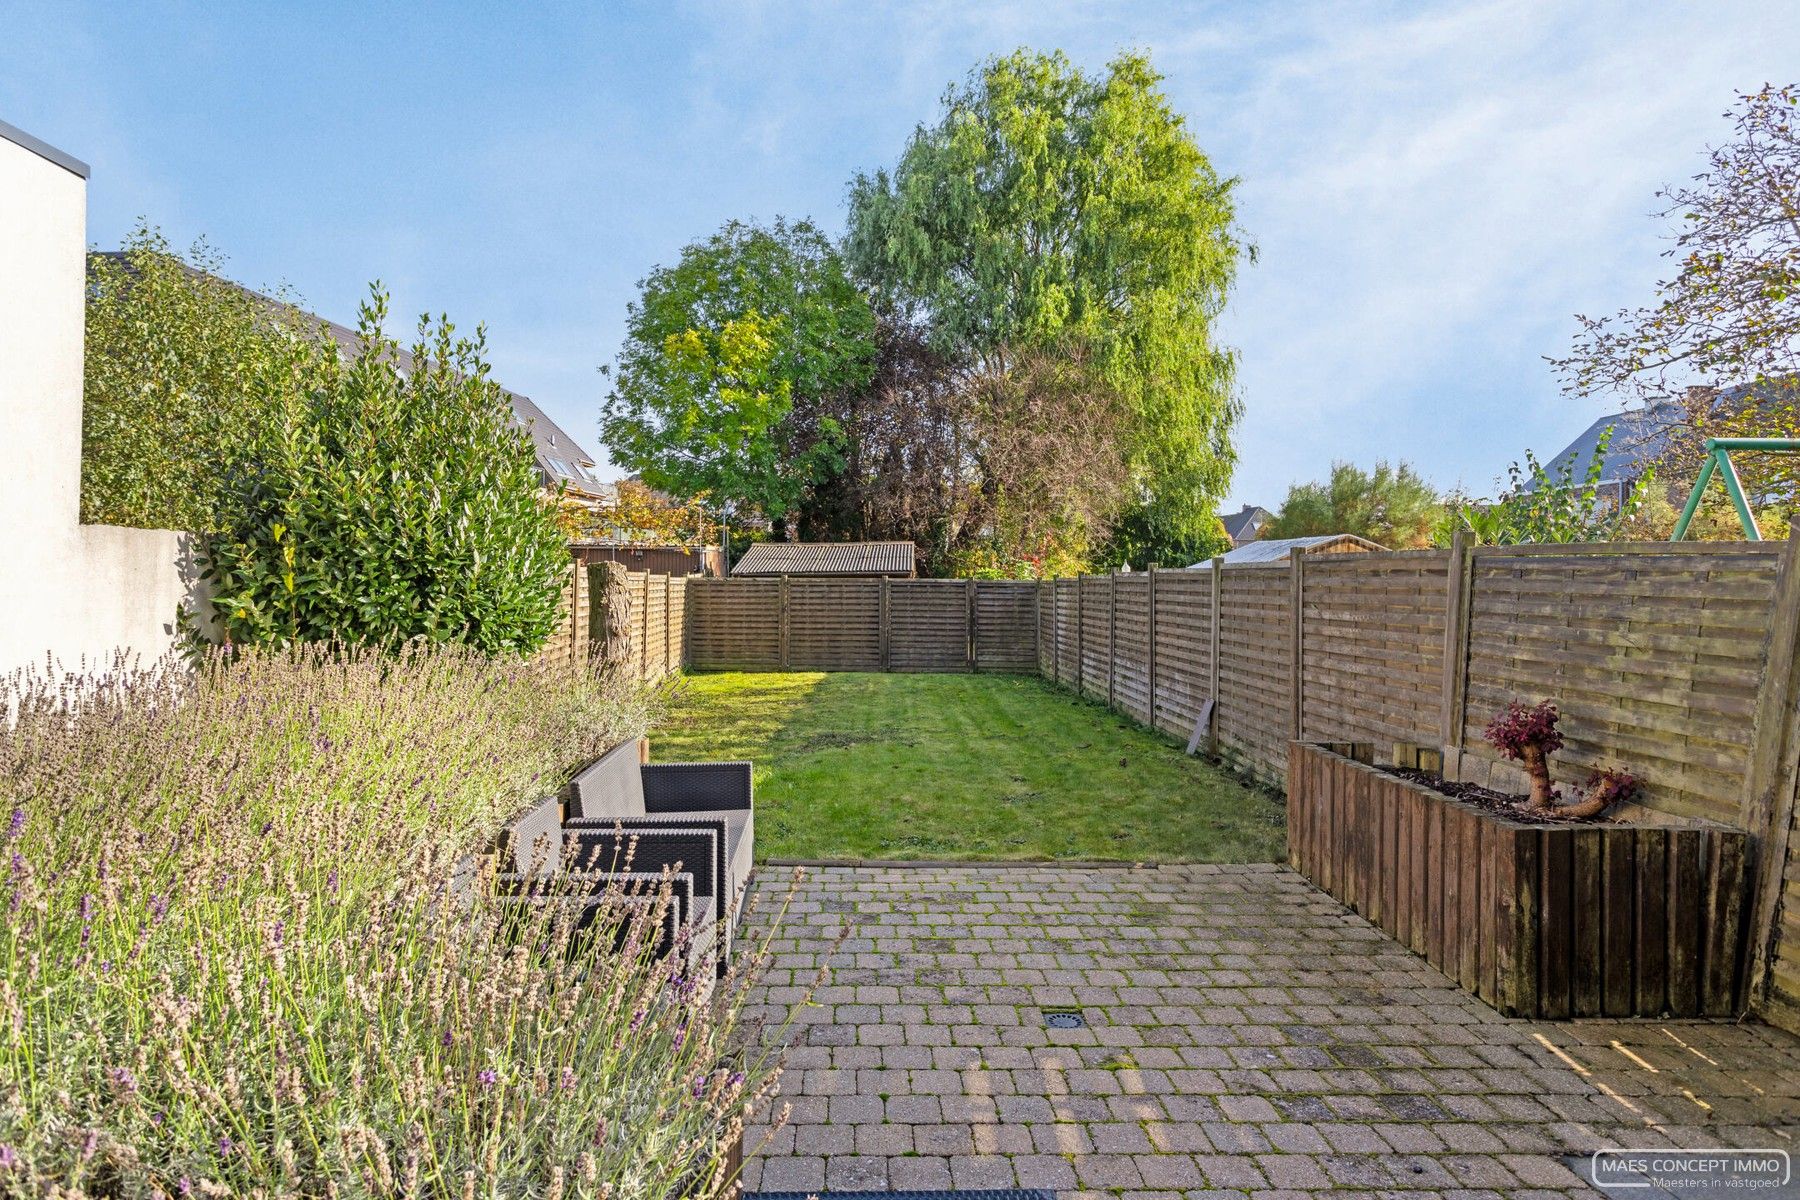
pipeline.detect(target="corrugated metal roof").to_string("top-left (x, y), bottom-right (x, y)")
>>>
top-left (732, 541), bottom-right (917, 576)
top-left (1186, 534), bottom-right (1386, 568)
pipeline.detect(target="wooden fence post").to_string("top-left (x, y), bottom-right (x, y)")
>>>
top-left (1209, 557), bottom-right (1223, 752)
top-left (966, 578), bottom-right (977, 672)
top-left (1743, 530), bottom-right (1800, 1004)
top-left (1439, 531), bottom-right (1474, 780)
top-left (1290, 547), bottom-right (1306, 740)
top-left (879, 576), bottom-right (892, 671)
top-left (1107, 572), bottom-right (1118, 710)
top-left (778, 575), bottom-right (791, 670)
top-left (1146, 565), bottom-right (1159, 732)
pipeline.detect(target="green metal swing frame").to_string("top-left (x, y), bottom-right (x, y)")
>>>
top-left (1672, 437), bottom-right (1800, 540)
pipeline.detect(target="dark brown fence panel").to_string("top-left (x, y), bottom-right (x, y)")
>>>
top-left (1455, 545), bottom-right (1779, 826)
top-left (976, 581), bottom-right (1038, 671)
top-left (1300, 550), bottom-right (1448, 748)
top-left (1150, 569), bottom-right (1212, 741)
top-left (788, 578), bottom-right (882, 670)
top-left (888, 581), bottom-right (968, 671)
top-left (687, 578), bottom-right (780, 669)
top-left (1216, 564), bottom-right (1291, 784)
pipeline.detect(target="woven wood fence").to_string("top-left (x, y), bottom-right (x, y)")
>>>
top-left (684, 577), bottom-right (1039, 673)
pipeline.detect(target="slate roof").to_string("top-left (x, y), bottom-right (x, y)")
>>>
top-left (90, 252), bottom-right (605, 497)
top-left (1186, 534), bottom-right (1386, 568)
top-left (1532, 381), bottom-right (1795, 492)
top-left (731, 541), bottom-right (917, 577)
top-left (1220, 505), bottom-right (1271, 545)
top-left (1534, 402), bottom-right (1684, 489)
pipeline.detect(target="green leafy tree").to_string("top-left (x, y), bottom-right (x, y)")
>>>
top-left (204, 290), bottom-right (569, 653)
top-left (1451, 427), bottom-right (1653, 545)
top-left (83, 224), bottom-right (305, 530)
top-left (846, 49), bottom-right (1247, 566)
top-left (602, 218), bottom-right (876, 535)
top-left (1264, 461), bottom-right (1440, 548)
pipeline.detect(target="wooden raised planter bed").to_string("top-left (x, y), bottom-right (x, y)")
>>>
top-left (1287, 741), bottom-right (1752, 1018)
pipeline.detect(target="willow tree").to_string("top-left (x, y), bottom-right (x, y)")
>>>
top-left (845, 49), bottom-right (1247, 567)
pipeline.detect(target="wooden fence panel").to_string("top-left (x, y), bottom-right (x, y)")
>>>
top-left (1054, 579), bottom-right (1079, 686)
top-left (1078, 575), bottom-right (1110, 700)
top-left (1150, 569), bottom-right (1212, 741)
top-left (1112, 574), bottom-right (1152, 724)
top-left (888, 581), bottom-right (968, 671)
top-left (1456, 545), bottom-right (1780, 826)
top-left (666, 575), bottom-right (688, 674)
top-left (976, 581), bottom-right (1038, 672)
top-left (1300, 551), bottom-right (1448, 748)
top-left (687, 578), bottom-right (780, 669)
top-left (1216, 563), bottom-right (1291, 783)
top-left (533, 565), bottom-right (582, 671)
top-left (788, 578), bottom-right (882, 670)
top-left (643, 574), bottom-right (668, 678)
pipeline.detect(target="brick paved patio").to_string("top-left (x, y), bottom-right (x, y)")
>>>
top-left (741, 863), bottom-right (1800, 1198)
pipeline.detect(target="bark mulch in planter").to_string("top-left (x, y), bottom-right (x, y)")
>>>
top-left (1382, 766), bottom-right (1596, 826)
top-left (1287, 741), bottom-right (1751, 1019)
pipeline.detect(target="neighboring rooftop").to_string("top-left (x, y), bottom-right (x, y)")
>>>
top-left (1187, 533), bottom-right (1386, 568)
top-left (1220, 504), bottom-right (1271, 546)
top-left (732, 540), bottom-right (917, 577)
top-left (1536, 402), bottom-right (1684, 489)
top-left (90, 252), bottom-right (605, 498)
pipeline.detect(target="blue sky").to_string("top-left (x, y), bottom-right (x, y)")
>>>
top-left (6, 1), bottom-right (1796, 509)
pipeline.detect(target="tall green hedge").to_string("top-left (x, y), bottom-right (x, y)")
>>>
top-left (203, 291), bottom-right (570, 654)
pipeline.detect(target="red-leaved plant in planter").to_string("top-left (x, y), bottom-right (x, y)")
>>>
top-left (1482, 700), bottom-right (1640, 819)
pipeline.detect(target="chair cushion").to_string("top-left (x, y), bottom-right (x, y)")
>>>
top-left (567, 741), bottom-right (646, 819)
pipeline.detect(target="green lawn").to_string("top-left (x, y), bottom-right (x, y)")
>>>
top-left (652, 671), bottom-right (1285, 863)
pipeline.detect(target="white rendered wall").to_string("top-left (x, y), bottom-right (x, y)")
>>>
top-left (0, 130), bottom-right (205, 679)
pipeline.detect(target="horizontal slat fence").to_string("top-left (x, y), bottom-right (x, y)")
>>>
top-left (1037, 544), bottom-right (1789, 812)
top-left (1451, 544), bottom-right (1780, 827)
top-left (680, 577), bottom-right (1039, 673)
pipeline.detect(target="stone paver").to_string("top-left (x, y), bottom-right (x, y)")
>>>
top-left (742, 863), bottom-right (1800, 1197)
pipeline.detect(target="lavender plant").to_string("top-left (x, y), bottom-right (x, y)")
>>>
top-left (0, 646), bottom-right (795, 1196)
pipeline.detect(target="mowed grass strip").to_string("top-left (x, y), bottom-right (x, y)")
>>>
top-left (652, 671), bottom-right (1285, 863)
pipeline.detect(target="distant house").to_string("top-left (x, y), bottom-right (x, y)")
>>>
top-left (1220, 504), bottom-right (1272, 547)
top-left (1532, 382), bottom-right (1794, 505)
top-left (1532, 402), bottom-right (1684, 505)
top-left (731, 541), bottom-right (917, 578)
top-left (90, 253), bottom-right (608, 504)
top-left (1186, 533), bottom-right (1386, 569)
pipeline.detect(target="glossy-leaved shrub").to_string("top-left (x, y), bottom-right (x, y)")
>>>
top-left (203, 289), bottom-right (570, 653)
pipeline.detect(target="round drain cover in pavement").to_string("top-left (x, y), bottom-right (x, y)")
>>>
top-left (1044, 1010), bottom-right (1085, 1029)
